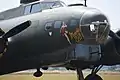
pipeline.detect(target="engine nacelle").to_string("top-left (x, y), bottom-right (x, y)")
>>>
top-left (101, 30), bottom-right (120, 65)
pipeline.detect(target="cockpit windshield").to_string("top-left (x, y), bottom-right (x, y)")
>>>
top-left (41, 2), bottom-right (55, 10)
top-left (41, 1), bottom-right (65, 10)
top-left (24, 0), bottom-right (66, 15)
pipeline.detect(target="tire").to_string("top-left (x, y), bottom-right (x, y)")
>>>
top-left (33, 71), bottom-right (43, 77)
top-left (85, 74), bottom-right (103, 80)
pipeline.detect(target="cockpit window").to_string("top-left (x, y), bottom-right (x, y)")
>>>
top-left (31, 3), bottom-right (42, 13)
top-left (41, 1), bottom-right (64, 10)
top-left (45, 22), bottom-right (53, 31)
top-left (24, 1), bottom-right (65, 15)
top-left (41, 2), bottom-right (54, 10)
top-left (54, 21), bottom-right (62, 28)
top-left (24, 5), bottom-right (31, 15)
top-left (69, 19), bottom-right (78, 27)
top-left (52, 2), bottom-right (63, 8)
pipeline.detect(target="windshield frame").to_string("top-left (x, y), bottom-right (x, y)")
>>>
top-left (40, 1), bottom-right (66, 10)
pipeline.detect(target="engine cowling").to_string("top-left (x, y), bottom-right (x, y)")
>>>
top-left (101, 30), bottom-right (120, 65)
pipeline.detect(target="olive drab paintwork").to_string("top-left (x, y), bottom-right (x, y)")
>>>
top-left (0, 0), bottom-right (112, 77)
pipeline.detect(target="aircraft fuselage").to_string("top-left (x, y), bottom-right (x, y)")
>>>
top-left (0, 5), bottom-right (110, 75)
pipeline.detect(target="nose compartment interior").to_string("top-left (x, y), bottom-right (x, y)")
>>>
top-left (78, 10), bottom-right (110, 45)
top-left (80, 21), bottom-right (110, 45)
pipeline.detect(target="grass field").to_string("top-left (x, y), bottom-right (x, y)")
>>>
top-left (0, 71), bottom-right (120, 80)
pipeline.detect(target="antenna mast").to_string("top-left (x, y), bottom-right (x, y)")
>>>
top-left (84, 0), bottom-right (87, 7)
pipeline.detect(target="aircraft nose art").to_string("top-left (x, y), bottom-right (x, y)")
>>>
top-left (60, 21), bottom-right (84, 44)
top-left (79, 9), bottom-right (110, 44)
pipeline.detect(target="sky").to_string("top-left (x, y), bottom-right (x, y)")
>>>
top-left (0, 0), bottom-right (120, 31)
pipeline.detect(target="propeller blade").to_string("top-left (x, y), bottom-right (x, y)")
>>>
top-left (109, 30), bottom-right (120, 40)
top-left (2, 20), bottom-right (31, 39)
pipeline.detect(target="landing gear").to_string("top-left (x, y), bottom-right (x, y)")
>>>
top-left (85, 65), bottom-right (103, 80)
top-left (76, 65), bottom-right (103, 80)
top-left (76, 68), bottom-right (84, 80)
top-left (42, 67), bottom-right (48, 70)
top-left (85, 74), bottom-right (103, 80)
top-left (33, 68), bottom-right (43, 77)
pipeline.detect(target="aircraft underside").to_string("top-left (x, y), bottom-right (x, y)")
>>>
top-left (0, 39), bottom-right (120, 80)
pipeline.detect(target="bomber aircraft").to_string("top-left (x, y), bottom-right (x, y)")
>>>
top-left (0, 0), bottom-right (120, 80)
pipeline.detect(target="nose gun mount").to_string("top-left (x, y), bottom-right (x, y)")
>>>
top-left (80, 20), bottom-right (110, 45)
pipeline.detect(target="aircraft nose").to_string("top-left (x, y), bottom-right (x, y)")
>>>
top-left (80, 9), bottom-right (110, 44)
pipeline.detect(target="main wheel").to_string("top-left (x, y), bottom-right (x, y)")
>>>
top-left (85, 74), bottom-right (103, 80)
top-left (33, 71), bottom-right (43, 77)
